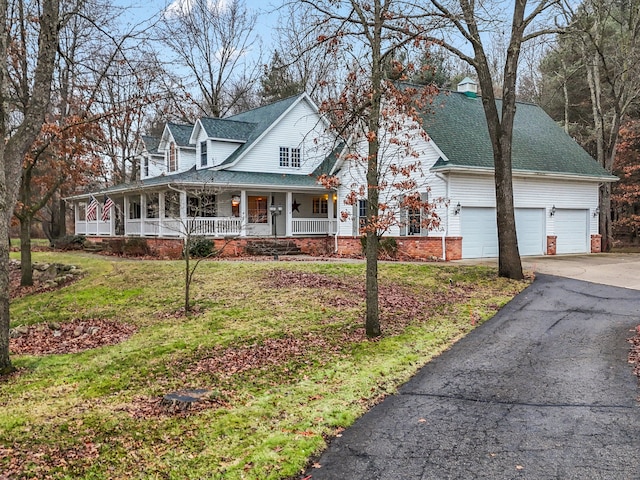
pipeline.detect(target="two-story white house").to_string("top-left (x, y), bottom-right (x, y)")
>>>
top-left (68, 80), bottom-right (616, 259)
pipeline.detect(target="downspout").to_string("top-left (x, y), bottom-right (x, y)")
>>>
top-left (435, 172), bottom-right (449, 261)
top-left (333, 188), bottom-right (339, 253)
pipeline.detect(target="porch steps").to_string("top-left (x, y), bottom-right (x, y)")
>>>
top-left (83, 242), bottom-right (105, 253)
top-left (245, 239), bottom-right (303, 256)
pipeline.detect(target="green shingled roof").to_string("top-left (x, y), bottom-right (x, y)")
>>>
top-left (141, 135), bottom-right (160, 155)
top-left (199, 117), bottom-right (256, 141)
top-left (167, 123), bottom-right (194, 147)
top-left (89, 167), bottom-right (325, 197)
top-left (216, 94), bottom-right (304, 167)
top-left (425, 92), bottom-right (615, 180)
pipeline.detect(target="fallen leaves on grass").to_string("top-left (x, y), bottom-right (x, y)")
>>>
top-left (192, 333), bottom-right (347, 378)
top-left (265, 269), bottom-right (480, 335)
top-left (0, 439), bottom-right (99, 479)
top-left (9, 319), bottom-right (137, 355)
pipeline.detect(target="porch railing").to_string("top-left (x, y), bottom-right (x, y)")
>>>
top-left (291, 218), bottom-right (337, 235)
top-left (123, 217), bottom-right (242, 237)
top-left (76, 220), bottom-right (112, 236)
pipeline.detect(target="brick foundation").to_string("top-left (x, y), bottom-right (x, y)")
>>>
top-left (546, 235), bottom-right (557, 255)
top-left (87, 235), bottom-right (462, 261)
top-left (590, 234), bottom-right (602, 253)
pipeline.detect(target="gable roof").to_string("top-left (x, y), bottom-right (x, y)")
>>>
top-left (425, 91), bottom-right (616, 181)
top-left (141, 135), bottom-right (161, 155)
top-left (198, 117), bottom-right (256, 142)
top-left (166, 122), bottom-right (194, 147)
top-left (215, 94), bottom-right (306, 168)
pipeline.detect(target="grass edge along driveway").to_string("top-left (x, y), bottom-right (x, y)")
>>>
top-left (0, 253), bottom-right (528, 479)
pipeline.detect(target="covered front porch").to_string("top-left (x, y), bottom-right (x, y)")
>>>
top-left (73, 188), bottom-right (338, 239)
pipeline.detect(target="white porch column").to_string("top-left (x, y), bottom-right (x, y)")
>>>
top-left (158, 192), bottom-right (166, 236)
top-left (123, 196), bottom-right (130, 236)
top-left (240, 190), bottom-right (247, 237)
top-left (140, 194), bottom-right (147, 236)
top-left (179, 190), bottom-right (187, 237)
top-left (328, 192), bottom-right (335, 234)
top-left (285, 191), bottom-right (293, 237)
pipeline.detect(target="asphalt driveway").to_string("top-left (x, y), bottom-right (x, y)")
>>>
top-left (303, 256), bottom-right (640, 479)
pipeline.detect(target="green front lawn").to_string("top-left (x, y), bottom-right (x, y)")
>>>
top-left (1, 253), bottom-right (528, 479)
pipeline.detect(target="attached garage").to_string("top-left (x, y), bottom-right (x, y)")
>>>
top-left (555, 209), bottom-right (589, 254)
top-left (515, 208), bottom-right (545, 256)
top-left (461, 207), bottom-right (546, 258)
top-left (461, 207), bottom-right (498, 258)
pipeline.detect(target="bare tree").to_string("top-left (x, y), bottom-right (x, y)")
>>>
top-left (422, 0), bottom-right (563, 280)
top-left (1, 0), bottom-right (63, 372)
top-left (156, 0), bottom-right (261, 118)
top-left (296, 0), bottom-right (441, 337)
top-left (573, 0), bottom-right (640, 251)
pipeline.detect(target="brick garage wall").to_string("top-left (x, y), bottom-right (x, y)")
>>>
top-left (546, 235), bottom-right (557, 255)
top-left (335, 236), bottom-right (462, 261)
top-left (395, 237), bottom-right (462, 261)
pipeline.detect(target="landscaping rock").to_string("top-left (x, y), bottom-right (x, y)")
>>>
top-left (73, 326), bottom-right (85, 337)
top-left (48, 322), bottom-right (61, 331)
top-left (88, 327), bottom-right (100, 335)
top-left (161, 389), bottom-right (211, 412)
top-left (9, 325), bottom-right (30, 338)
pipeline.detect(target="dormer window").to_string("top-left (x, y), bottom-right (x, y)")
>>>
top-left (279, 146), bottom-right (301, 168)
top-left (168, 142), bottom-right (177, 172)
top-left (200, 141), bottom-right (207, 167)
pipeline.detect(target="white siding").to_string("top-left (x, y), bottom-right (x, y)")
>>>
top-left (192, 127), bottom-right (242, 169)
top-left (228, 98), bottom-right (330, 175)
top-left (335, 132), bottom-right (447, 238)
top-left (447, 173), bottom-right (599, 242)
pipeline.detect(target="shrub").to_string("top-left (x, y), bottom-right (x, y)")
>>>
top-left (123, 238), bottom-right (151, 256)
top-left (360, 235), bottom-right (398, 259)
top-left (52, 235), bottom-right (86, 251)
top-left (188, 237), bottom-right (214, 258)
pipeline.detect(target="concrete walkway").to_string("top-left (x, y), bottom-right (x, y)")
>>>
top-left (303, 261), bottom-right (640, 479)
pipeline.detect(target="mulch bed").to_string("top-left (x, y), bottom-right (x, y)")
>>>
top-left (9, 262), bottom-right (136, 357)
top-left (9, 319), bottom-right (137, 356)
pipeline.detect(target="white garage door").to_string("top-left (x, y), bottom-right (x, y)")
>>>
top-left (555, 209), bottom-right (589, 254)
top-left (461, 207), bottom-right (498, 258)
top-left (462, 207), bottom-right (545, 258)
top-left (515, 208), bottom-right (545, 256)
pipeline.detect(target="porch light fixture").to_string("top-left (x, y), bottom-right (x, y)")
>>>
top-left (593, 207), bottom-right (600, 217)
top-left (550, 205), bottom-right (556, 217)
top-left (231, 195), bottom-right (240, 206)
top-left (454, 202), bottom-right (461, 215)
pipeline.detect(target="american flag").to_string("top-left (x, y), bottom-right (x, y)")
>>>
top-left (86, 195), bottom-right (98, 221)
top-left (101, 195), bottom-right (114, 221)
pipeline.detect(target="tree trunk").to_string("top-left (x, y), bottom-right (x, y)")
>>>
top-left (20, 216), bottom-right (33, 286)
top-left (0, 209), bottom-right (11, 373)
top-left (0, 0), bottom-right (61, 373)
top-left (184, 239), bottom-right (191, 314)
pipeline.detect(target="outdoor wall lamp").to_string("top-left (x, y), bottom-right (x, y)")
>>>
top-left (454, 202), bottom-right (461, 215)
top-left (231, 195), bottom-right (241, 207)
top-left (593, 207), bottom-right (600, 217)
top-left (269, 204), bottom-right (283, 215)
top-left (550, 205), bottom-right (556, 217)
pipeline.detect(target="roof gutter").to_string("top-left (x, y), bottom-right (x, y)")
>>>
top-left (430, 165), bottom-right (618, 183)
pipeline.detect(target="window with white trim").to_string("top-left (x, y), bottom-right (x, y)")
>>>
top-left (313, 196), bottom-right (328, 214)
top-left (168, 142), bottom-right (177, 172)
top-left (291, 148), bottom-right (301, 168)
top-left (279, 146), bottom-right (302, 168)
top-left (200, 141), bottom-right (207, 167)
top-left (279, 147), bottom-right (289, 167)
